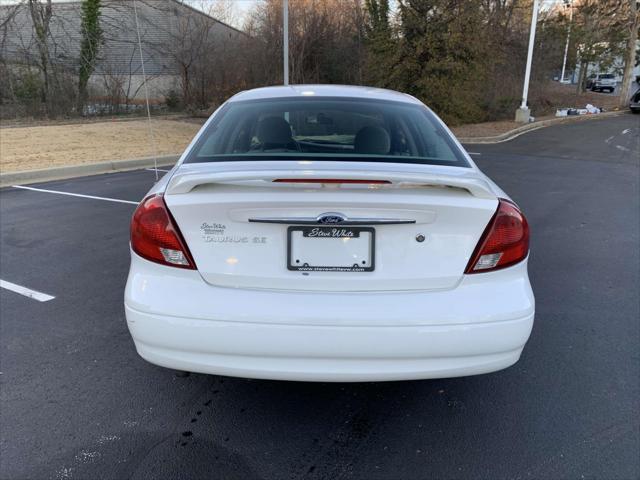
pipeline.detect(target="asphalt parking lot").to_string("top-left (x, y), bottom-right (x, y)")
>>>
top-left (1, 114), bottom-right (638, 480)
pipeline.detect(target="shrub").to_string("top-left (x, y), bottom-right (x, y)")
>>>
top-left (164, 89), bottom-right (182, 110)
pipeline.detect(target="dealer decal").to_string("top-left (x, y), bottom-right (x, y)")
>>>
top-left (200, 222), bottom-right (267, 245)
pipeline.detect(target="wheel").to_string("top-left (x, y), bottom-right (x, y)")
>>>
top-left (631, 108), bottom-right (640, 114)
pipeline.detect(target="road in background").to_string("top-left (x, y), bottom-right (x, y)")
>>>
top-left (1, 114), bottom-right (638, 480)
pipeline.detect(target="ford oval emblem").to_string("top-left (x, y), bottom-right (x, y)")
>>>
top-left (317, 212), bottom-right (347, 224)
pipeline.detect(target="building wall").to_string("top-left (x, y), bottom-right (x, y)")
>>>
top-left (0, 0), bottom-right (244, 101)
top-left (87, 74), bottom-right (181, 102)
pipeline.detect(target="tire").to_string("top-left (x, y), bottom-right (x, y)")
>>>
top-left (631, 108), bottom-right (640, 114)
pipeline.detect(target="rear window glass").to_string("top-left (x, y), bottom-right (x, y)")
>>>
top-left (599, 74), bottom-right (615, 79)
top-left (184, 97), bottom-right (470, 167)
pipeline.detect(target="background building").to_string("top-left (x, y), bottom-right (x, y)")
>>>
top-left (0, 0), bottom-right (245, 113)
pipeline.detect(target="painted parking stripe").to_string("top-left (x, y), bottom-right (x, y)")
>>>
top-left (12, 185), bottom-right (138, 205)
top-left (145, 168), bottom-right (170, 173)
top-left (467, 152), bottom-right (481, 155)
top-left (0, 280), bottom-right (55, 302)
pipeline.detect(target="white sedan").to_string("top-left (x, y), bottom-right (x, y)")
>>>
top-left (125, 85), bottom-right (534, 382)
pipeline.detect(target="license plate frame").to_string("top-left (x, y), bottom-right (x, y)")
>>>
top-left (287, 226), bottom-right (375, 272)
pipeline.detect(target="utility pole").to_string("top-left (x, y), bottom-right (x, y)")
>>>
top-left (283, 0), bottom-right (289, 86)
top-left (516, 0), bottom-right (539, 123)
top-left (560, 0), bottom-right (573, 83)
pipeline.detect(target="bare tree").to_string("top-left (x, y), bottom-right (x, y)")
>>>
top-left (245, 0), bottom-right (365, 86)
top-left (27, 0), bottom-right (54, 110)
top-left (196, 0), bottom-right (239, 28)
top-left (98, 45), bottom-right (158, 114)
top-left (618, 0), bottom-right (639, 107)
top-left (572, 0), bottom-right (628, 93)
top-left (0, 2), bottom-right (23, 108)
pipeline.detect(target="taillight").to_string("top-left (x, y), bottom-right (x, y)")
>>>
top-left (130, 194), bottom-right (196, 269)
top-left (465, 199), bottom-right (529, 273)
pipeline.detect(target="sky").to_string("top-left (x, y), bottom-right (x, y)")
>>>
top-left (0, 0), bottom-right (567, 29)
top-left (190, 0), bottom-right (258, 28)
top-left (0, 0), bottom-right (259, 29)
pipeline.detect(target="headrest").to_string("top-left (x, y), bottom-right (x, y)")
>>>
top-left (256, 117), bottom-right (293, 146)
top-left (354, 126), bottom-right (391, 155)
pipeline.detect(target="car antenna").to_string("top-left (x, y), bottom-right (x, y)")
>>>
top-left (133, 0), bottom-right (159, 182)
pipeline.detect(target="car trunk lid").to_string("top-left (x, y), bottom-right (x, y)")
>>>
top-left (163, 161), bottom-right (498, 292)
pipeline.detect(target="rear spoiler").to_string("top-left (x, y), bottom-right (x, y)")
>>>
top-left (165, 169), bottom-right (497, 199)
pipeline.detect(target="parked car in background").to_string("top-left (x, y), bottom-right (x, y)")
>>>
top-left (630, 88), bottom-right (640, 113)
top-left (125, 85), bottom-right (535, 382)
top-left (585, 73), bottom-right (616, 93)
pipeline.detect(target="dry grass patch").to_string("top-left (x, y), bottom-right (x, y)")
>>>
top-left (0, 119), bottom-right (201, 173)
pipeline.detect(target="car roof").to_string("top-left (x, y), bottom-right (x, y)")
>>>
top-left (228, 84), bottom-right (424, 105)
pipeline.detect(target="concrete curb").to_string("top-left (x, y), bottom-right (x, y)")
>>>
top-left (458, 110), bottom-right (627, 144)
top-left (0, 155), bottom-right (179, 188)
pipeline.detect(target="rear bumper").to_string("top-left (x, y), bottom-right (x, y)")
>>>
top-left (125, 252), bottom-right (535, 382)
top-left (127, 305), bottom-right (533, 381)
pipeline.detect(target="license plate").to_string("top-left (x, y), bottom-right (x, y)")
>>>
top-left (287, 226), bottom-right (375, 272)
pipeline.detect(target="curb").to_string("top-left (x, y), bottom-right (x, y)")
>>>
top-left (0, 155), bottom-right (179, 188)
top-left (458, 110), bottom-right (627, 144)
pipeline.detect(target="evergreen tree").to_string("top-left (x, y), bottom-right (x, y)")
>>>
top-left (77, 0), bottom-right (102, 112)
top-left (394, 0), bottom-right (488, 125)
top-left (364, 0), bottom-right (397, 87)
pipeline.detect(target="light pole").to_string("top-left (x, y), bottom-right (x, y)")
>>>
top-left (560, 0), bottom-right (573, 83)
top-left (283, 0), bottom-right (289, 86)
top-left (515, 0), bottom-right (540, 123)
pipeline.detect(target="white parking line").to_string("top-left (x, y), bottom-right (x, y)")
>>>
top-left (0, 279), bottom-right (55, 302)
top-left (12, 185), bottom-right (138, 205)
top-left (622, 128), bottom-right (631, 135)
top-left (467, 152), bottom-right (481, 156)
top-left (145, 168), bottom-right (170, 173)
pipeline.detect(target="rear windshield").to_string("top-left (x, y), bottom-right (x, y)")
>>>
top-left (184, 97), bottom-right (470, 167)
top-left (599, 74), bottom-right (615, 79)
